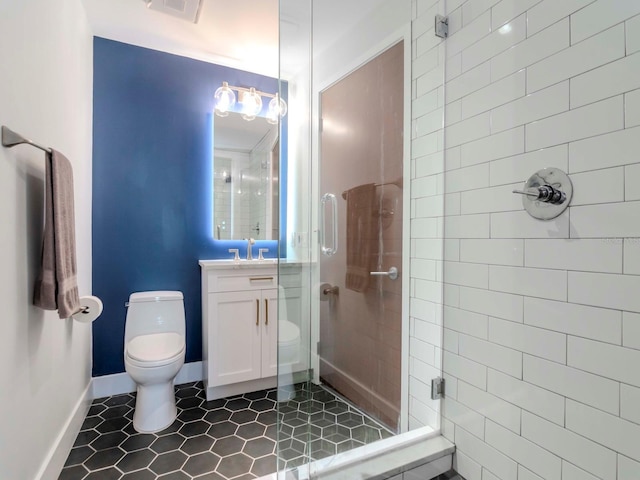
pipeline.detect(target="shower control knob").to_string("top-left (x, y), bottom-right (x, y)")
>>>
top-left (512, 167), bottom-right (573, 220)
top-left (512, 184), bottom-right (566, 205)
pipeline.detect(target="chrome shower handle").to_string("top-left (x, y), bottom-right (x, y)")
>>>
top-left (370, 266), bottom-right (398, 280)
top-left (320, 193), bottom-right (338, 256)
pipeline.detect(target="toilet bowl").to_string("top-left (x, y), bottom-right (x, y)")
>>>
top-left (124, 291), bottom-right (186, 433)
top-left (277, 287), bottom-right (301, 400)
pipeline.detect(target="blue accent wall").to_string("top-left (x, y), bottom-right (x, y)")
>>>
top-left (92, 38), bottom-right (286, 376)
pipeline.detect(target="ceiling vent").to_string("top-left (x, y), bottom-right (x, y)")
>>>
top-left (147, 0), bottom-right (203, 23)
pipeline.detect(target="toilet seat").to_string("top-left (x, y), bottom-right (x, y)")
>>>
top-left (126, 332), bottom-right (185, 368)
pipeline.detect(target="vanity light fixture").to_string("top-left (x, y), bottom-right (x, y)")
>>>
top-left (213, 82), bottom-right (287, 122)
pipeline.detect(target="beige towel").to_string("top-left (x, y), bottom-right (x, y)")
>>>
top-left (33, 149), bottom-right (80, 319)
top-left (345, 183), bottom-right (377, 292)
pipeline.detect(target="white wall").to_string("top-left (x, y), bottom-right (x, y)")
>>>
top-left (412, 0), bottom-right (640, 478)
top-left (0, 1), bottom-right (93, 479)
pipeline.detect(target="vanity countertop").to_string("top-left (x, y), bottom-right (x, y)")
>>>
top-left (199, 259), bottom-right (304, 270)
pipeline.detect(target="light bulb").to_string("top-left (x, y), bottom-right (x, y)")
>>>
top-left (214, 82), bottom-right (236, 117)
top-left (267, 93), bottom-right (288, 124)
top-left (241, 88), bottom-right (263, 121)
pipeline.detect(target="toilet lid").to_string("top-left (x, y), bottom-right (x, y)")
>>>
top-left (127, 333), bottom-right (185, 363)
top-left (279, 321), bottom-right (300, 344)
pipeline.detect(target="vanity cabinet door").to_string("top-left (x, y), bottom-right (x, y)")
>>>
top-left (209, 291), bottom-right (262, 386)
top-left (261, 288), bottom-right (279, 378)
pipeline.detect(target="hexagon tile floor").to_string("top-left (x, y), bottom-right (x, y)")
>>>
top-left (58, 381), bottom-right (394, 480)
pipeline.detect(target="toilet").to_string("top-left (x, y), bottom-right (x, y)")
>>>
top-left (124, 291), bottom-right (186, 433)
top-left (277, 286), bottom-right (301, 400)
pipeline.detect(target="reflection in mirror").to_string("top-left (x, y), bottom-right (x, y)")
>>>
top-left (213, 113), bottom-right (279, 240)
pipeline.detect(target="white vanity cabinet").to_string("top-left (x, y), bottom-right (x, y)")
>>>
top-left (199, 260), bottom-right (302, 401)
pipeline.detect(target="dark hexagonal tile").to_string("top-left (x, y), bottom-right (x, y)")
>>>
top-left (181, 434), bottom-right (216, 455)
top-left (251, 454), bottom-right (276, 476)
top-left (244, 389), bottom-right (268, 401)
top-left (149, 450), bottom-right (188, 475)
top-left (179, 420), bottom-right (210, 437)
top-left (177, 396), bottom-right (203, 409)
top-left (312, 389), bottom-right (335, 403)
top-left (225, 398), bottom-right (251, 411)
top-left (249, 398), bottom-right (275, 412)
top-left (284, 454), bottom-right (308, 469)
top-left (116, 448), bottom-right (157, 472)
top-left (255, 410), bottom-right (277, 426)
top-left (64, 445), bottom-right (94, 466)
top-left (292, 423), bottom-right (322, 441)
top-left (73, 429), bottom-right (99, 447)
top-left (243, 437), bottom-right (275, 458)
top-left (79, 416), bottom-right (102, 431)
top-left (96, 417), bottom-right (130, 434)
top-left (158, 471), bottom-right (190, 479)
top-left (122, 468), bottom-right (156, 480)
top-left (176, 386), bottom-right (201, 399)
top-left (87, 404), bottom-right (107, 417)
top-left (230, 409), bottom-right (258, 425)
top-left (236, 422), bottom-right (266, 439)
top-left (278, 447), bottom-right (303, 461)
top-left (208, 420), bottom-right (237, 438)
top-left (309, 438), bottom-right (336, 460)
top-left (297, 400), bottom-right (324, 414)
top-left (309, 412), bottom-right (335, 428)
top-left (278, 437), bottom-right (305, 455)
top-left (90, 431), bottom-right (128, 451)
top-left (193, 471), bottom-right (226, 480)
top-left (156, 420), bottom-right (183, 436)
top-left (84, 447), bottom-right (125, 471)
top-left (336, 412), bottom-right (363, 428)
top-left (121, 434), bottom-right (155, 452)
top-left (204, 408), bottom-right (232, 424)
top-left (104, 394), bottom-right (134, 407)
top-left (85, 467), bottom-right (122, 479)
top-left (265, 424), bottom-right (277, 441)
top-left (101, 404), bottom-right (132, 420)
top-left (336, 438), bottom-right (364, 454)
top-left (351, 424), bottom-right (382, 443)
top-left (211, 435), bottom-right (244, 457)
top-left (277, 402), bottom-right (297, 414)
top-left (58, 465), bottom-right (88, 480)
top-left (216, 453), bottom-right (253, 478)
top-left (324, 401), bottom-right (349, 415)
top-left (182, 451), bottom-right (221, 476)
top-left (203, 398), bottom-right (226, 410)
top-left (151, 433), bottom-right (186, 453)
top-left (180, 406), bottom-right (207, 423)
top-left (266, 390), bottom-right (278, 401)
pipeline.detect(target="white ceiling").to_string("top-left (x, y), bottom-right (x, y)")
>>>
top-left (82, 0), bottom-right (391, 79)
top-left (82, 0), bottom-right (280, 78)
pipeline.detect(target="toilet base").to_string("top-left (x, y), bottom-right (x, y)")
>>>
top-left (132, 381), bottom-right (177, 433)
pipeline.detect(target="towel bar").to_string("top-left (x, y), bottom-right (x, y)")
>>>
top-left (1, 126), bottom-right (52, 153)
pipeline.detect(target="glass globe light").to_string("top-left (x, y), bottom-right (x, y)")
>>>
top-left (241, 87), bottom-right (263, 121)
top-left (267, 93), bottom-right (288, 124)
top-left (214, 82), bottom-right (236, 117)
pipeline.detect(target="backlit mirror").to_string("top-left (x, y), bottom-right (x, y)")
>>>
top-left (213, 113), bottom-right (279, 240)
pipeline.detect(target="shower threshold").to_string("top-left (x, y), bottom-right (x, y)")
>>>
top-left (259, 427), bottom-right (454, 480)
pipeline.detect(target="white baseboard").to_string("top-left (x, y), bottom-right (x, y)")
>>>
top-left (91, 361), bottom-right (204, 399)
top-left (36, 381), bottom-right (92, 480)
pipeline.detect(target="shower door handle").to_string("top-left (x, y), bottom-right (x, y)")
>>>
top-left (320, 193), bottom-right (338, 256)
top-left (370, 266), bottom-right (399, 280)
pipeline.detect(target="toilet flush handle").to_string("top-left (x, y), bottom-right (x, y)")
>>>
top-left (124, 302), bottom-right (130, 308)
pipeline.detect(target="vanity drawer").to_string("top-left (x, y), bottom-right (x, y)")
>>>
top-left (208, 272), bottom-right (277, 292)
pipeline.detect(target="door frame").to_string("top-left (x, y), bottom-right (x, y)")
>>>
top-left (311, 23), bottom-right (412, 433)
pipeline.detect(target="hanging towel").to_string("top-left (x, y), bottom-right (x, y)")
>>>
top-left (33, 149), bottom-right (80, 319)
top-left (345, 183), bottom-right (377, 292)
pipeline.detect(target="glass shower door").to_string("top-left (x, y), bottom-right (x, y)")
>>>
top-left (318, 41), bottom-right (405, 432)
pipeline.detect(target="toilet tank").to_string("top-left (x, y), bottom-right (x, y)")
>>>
top-left (124, 291), bottom-right (185, 344)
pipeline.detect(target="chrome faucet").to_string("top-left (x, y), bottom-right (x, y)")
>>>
top-left (245, 238), bottom-right (255, 260)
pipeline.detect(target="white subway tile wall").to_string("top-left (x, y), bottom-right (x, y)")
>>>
top-left (411, 0), bottom-right (640, 478)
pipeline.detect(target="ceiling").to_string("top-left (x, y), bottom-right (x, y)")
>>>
top-left (82, 0), bottom-right (280, 78)
top-left (82, 0), bottom-right (391, 79)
